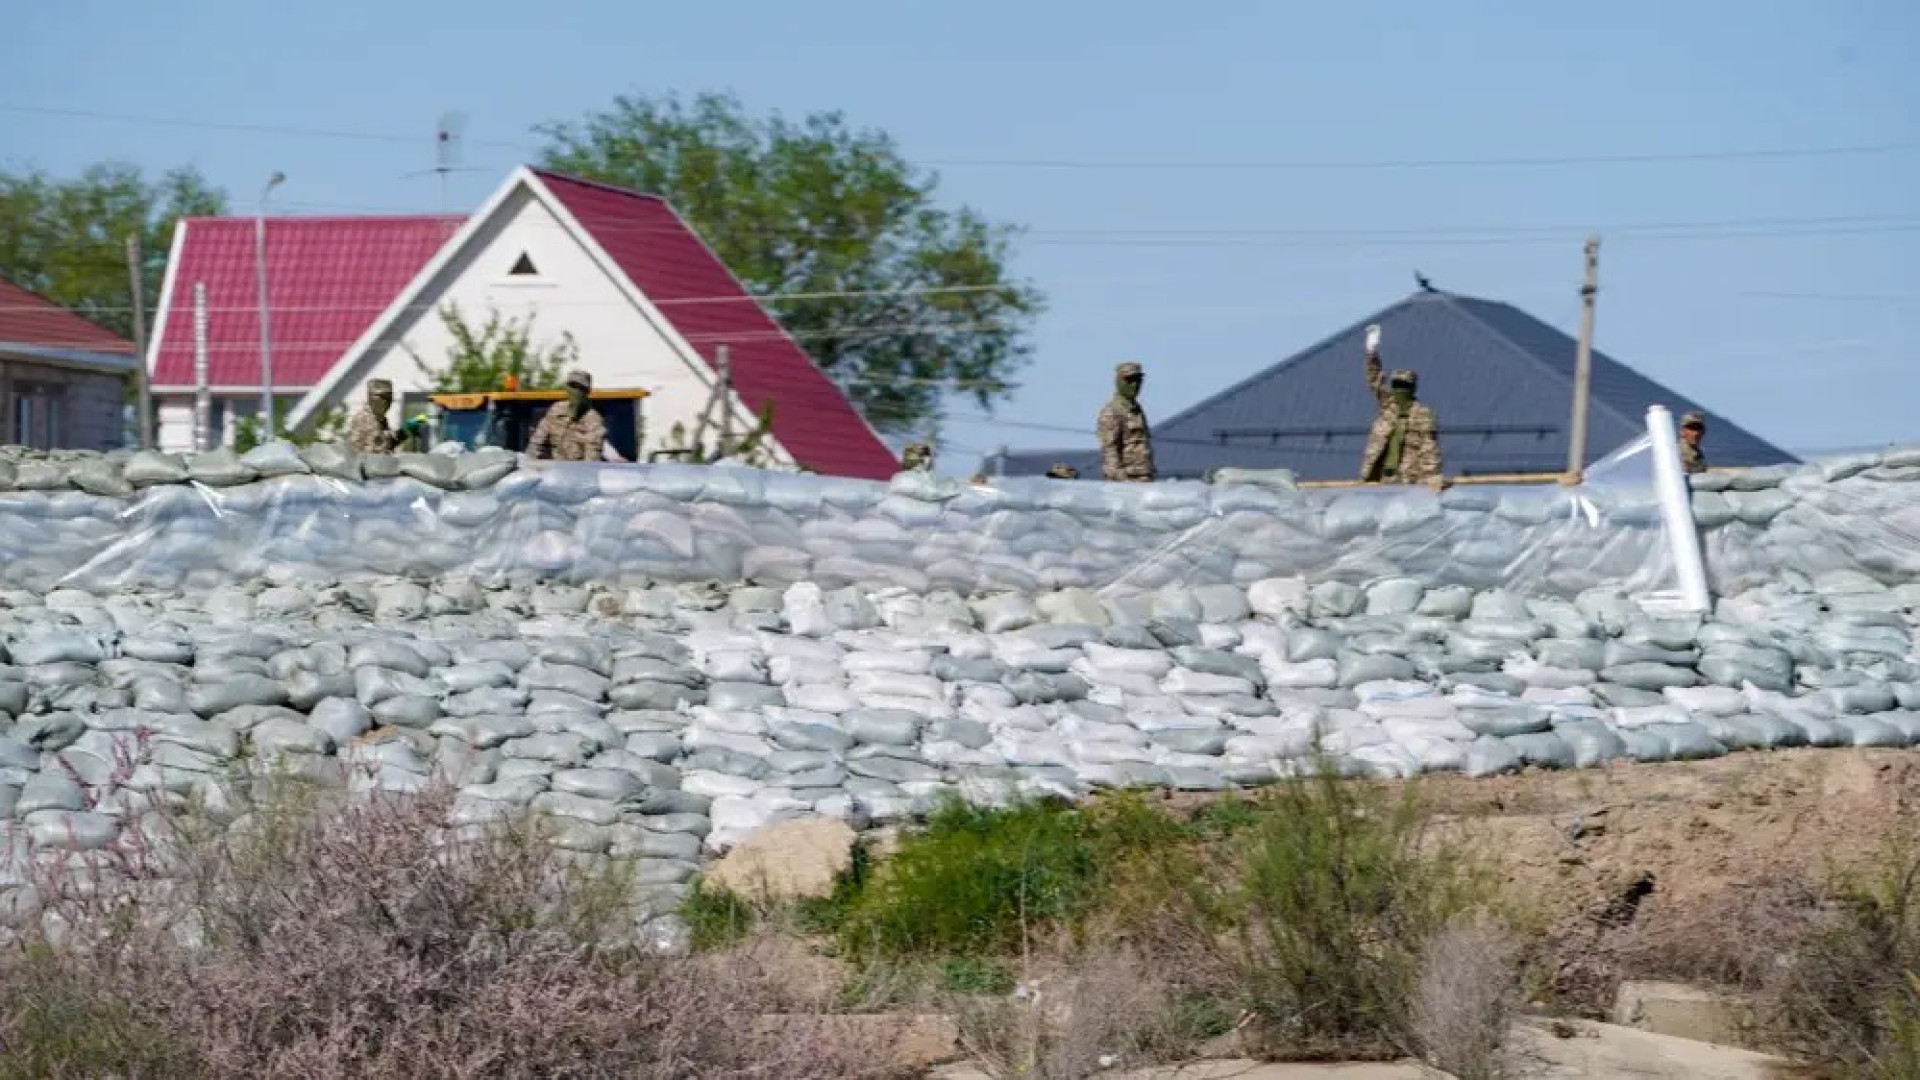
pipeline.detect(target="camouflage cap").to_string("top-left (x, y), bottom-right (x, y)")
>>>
top-left (1045, 463), bottom-right (1080, 479)
top-left (1388, 369), bottom-right (1418, 388)
top-left (1116, 362), bottom-right (1144, 380)
top-left (1680, 411), bottom-right (1705, 430)
top-left (565, 369), bottom-right (592, 390)
top-left (368, 378), bottom-right (393, 395)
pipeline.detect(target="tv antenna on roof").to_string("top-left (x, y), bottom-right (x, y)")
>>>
top-left (403, 111), bottom-right (483, 214)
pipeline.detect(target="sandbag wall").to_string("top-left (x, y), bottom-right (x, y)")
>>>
top-left (2, 442), bottom-right (1917, 595)
top-left (2, 442), bottom-right (1920, 941)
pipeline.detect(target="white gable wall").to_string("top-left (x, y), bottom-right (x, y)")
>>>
top-left (311, 185), bottom-right (786, 462)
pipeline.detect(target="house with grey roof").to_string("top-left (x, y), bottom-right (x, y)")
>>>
top-left (985, 288), bottom-right (1798, 481)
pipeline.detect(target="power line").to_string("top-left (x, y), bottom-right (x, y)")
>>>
top-left (18, 212), bottom-right (1920, 291)
top-left (6, 101), bottom-right (1919, 172)
top-left (1740, 290), bottom-right (1920, 304)
top-left (252, 196), bottom-right (1920, 243)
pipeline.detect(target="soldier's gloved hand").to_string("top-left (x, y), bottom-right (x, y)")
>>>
top-left (403, 416), bottom-right (428, 436)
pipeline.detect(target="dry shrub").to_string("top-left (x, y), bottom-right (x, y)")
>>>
top-left (1411, 913), bottom-right (1522, 1080)
top-left (0, 778), bottom-right (899, 1080)
top-left (954, 949), bottom-right (1193, 1080)
top-left (1215, 766), bottom-right (1493, 1060)
top-left (1759, 835), bottom-right (1920, 1080)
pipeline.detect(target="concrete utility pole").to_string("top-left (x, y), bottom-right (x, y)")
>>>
top-left (193, 282), bottom-right (212, 452)
top-left (255, 171), bottom-right (286, 436)
top-left (126, 235), bottom-right (154, 450)
top-left (1566, 235), bottom-right (1601, 478)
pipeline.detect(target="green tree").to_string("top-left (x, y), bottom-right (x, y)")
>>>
top-left (405, 301), bottom-right (579, 392)
top-left (536, 91), bottom-right (1043, 435)
top-left (0, 162), bottom-right (228, 339)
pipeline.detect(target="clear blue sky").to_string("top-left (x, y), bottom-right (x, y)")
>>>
top-left (6, 0), bottom-right (1917, 462)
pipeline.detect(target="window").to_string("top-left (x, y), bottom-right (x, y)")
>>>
top-left (13, 395), bottom-right (30, 448)
top-left (45, 398), bottom-right (60, 449)
top-left (507, 252), bottom-right (539, 277)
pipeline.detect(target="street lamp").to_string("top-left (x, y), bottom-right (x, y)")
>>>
top-left (255, 171), bottom-right (286, 437)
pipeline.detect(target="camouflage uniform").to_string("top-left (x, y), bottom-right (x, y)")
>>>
top-left (901, 442), bottom-right (934, 472)
top-left (1045, 463), bottom-right (1079, 479)
top-left (1679, 412), bottom-right (1708, 474)
top-left (1096, 362), bottom-right (1155, 482)
top-left (1360, 351), bottom-right (1442, 484)
top-left (527, 370), bottom-right (607, 462)
top-left (345, 379), bottom-right (399, 454)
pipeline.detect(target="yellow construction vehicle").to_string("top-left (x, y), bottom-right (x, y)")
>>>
top-left (426, 385), bottom-right (649, 461)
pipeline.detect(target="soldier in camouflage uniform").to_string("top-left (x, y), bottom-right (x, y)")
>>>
top-left (1679, 412), bottom-right (1708, 474)
top-left (1045, 463), bottom-right (1079, 479)
top-left (901, 442), bottom-right (934, 472)
top-left (345, 379), bottom-right (399, 454)
top-left (1096, 362), bottom-right (1155, 482)
top-left (527, 370), bottom-right (607, 462)
top-left (1359, 328), bottom-right (1442, 486)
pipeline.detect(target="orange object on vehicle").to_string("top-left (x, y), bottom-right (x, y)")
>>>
top-left (502, 374), bottom-right (520, 391)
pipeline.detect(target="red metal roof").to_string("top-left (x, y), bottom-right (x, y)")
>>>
top-left (0, 278), bottom-right (133, 353)
top-left (150, 216), bottom-right (459, 388)
top-left (532, 169), bottom-right (899, 480)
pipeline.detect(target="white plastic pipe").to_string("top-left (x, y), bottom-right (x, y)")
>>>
top-left (1646, 405), bottom-right (1711, 612)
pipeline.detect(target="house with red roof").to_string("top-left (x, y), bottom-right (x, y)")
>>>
top-left (0, 278), bottom-right (140, 450)
top-left (149, 166), bottom-right (898, 479)
top-left (148, 214), bottom-right (462, 451)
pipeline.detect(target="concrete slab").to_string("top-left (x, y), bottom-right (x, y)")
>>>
top-left (1515, 1017), bottom-right (1795, 1079)
top-left (1613, 979), bottom-right (1760, 1048)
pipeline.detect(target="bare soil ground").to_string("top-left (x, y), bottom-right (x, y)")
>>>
top-left (1417, 748), bottom-right (1920, 1015)
top-left (1164, 747), bottom-right (1920, 1017)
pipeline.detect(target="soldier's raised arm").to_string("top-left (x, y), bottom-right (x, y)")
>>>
top-left (1363, 324), bottom-right (1390, 404)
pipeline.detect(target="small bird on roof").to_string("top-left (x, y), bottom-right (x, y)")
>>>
top-left (1415, 271), bottom-right (1435, 292)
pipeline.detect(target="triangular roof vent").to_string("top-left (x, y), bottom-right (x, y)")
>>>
top-left (508, 252), bottom-right (538, 276)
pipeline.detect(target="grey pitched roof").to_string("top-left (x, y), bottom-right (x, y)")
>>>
top-left (985, 289), bottom-right (1799, 481)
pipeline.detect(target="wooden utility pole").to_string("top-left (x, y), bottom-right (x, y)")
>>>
top-left (1566, 235), bottom-right (1600, 478)
top-left (126, 236), bottom-right (155, 450)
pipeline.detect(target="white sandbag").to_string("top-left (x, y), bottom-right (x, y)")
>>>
top-left (1462, 735), bottom-right (1521, 777)
top-left (1338, 653), bottom-right (1415, 687)
top-left (972, 594), bottom-right (1040, 634)
top-left (1363, 697), bottom-right (1460, 723)
top-left (993, 636), bottom-right (1082, 673)
top-left (767, 655), bottom-right (843, 685)
top-left (1363, 577), bottom-right (1425, 615)
top-left (1416, 585), bottom-right (1475, 620)
top-left (1820, 683), bottom-right (1897, 715)
top-left (1703, 713), bottom-right (1807, 750)
top-left (1454, 704), bottom-right (1550, 737)
top-left (1503, 731), bottom-right (1575, 769)
top-left (1348, 742), bottom-right (1422, 779)
top-left (782, 582), bottom-right (831, 637)
top-left (1161, 667), bottom-right (1255, 697)
top-left (1642, 722), bottom-right (1727, 760)
top-left (1246, 577), bottom-right (1309, 618)
top-left (1069, 663), bottom-right (1162, 697)
top-left (1521, 685), bottom-right (1597, 709)
top-left (1833, 715), bottom-right (1911, 747)
top-left (783, 681), bottom-right (861, 714)
top-left (1080, 641), bottom-right (1174, 678)
top-left (1600, 662), bottom-right (1699, 691)
top-left (1552, 720), bottom-right (1628, 767)
top-left (1504, 657), bottom-right (1597, 688)
top-left (1609, 704), bottom-right (1691, 729)
top-left (1381, 716), bottom-right (1477, 745)
top-left (1662, 685), bottom-right (1749, 717)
